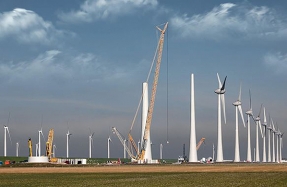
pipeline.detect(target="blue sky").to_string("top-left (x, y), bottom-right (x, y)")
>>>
top-left (0, 0), bottom-right (286, 160)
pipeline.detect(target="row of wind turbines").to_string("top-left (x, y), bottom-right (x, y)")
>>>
top-left (214, 73), bottom-right (284, 163)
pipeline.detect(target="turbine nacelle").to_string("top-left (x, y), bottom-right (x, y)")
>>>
top-left (245, 110), bottom-right (253, 116)
top-left (214, 88), bottom-right (226, 94)
top-left (232, 100), bottom-right (241, 106)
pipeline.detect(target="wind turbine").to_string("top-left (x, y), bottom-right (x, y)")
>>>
top-left (267, 115), bottom-right (273, 162)
top-left (279, 130), bottom-right (284, 163)
top-left (88, 129), bottom-right (95, 158)
top-left (35, 143), bottom-right (39, 157)
top-left (261, 107), bottom-right (267, 162)
top-left (66, 129), bottom-right (72, 158)
top-left (254, 104), bottom-right (263, 162)
top-left (232, 83), bottom-right (245, 162)
top-left (276, 124), bottom-right (279, 163)
top-left (38, 116), bottom-right (45, 157)
top-left (107, 136), bottom-right (111, 158)
top-left (271, 118), bottom-right (276, 162)
top-left (245, 90), bottom-right (253, 162)
top-left (4, 113), bottom-right (12, 157)
top-left (214, 73), bottom-right (227, 162)
top-left (16, 142), bottom-right (19, 157)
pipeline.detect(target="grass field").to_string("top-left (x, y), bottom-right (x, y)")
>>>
top-left (0, 164), bottom-right (287, 186)
top-left (0, 172), bottom-right (286, 187)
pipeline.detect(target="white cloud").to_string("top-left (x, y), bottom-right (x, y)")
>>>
top-left (0, 8), bottom-right (72, 44)
top-left (170, 3), bottom-right (287, 40)
top-left (58, 0), bottom-right (158, 23)
top-left (264, 52), bottom-right (287, 73)
top-left (0, 50), bottom-right (137, 84)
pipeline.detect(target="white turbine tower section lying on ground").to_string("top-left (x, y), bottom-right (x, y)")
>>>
top-left (141, 82), bottom-right (152, 162)
top-left (267, 115), bottom-right (272, 162)
top-left (4, 125), bottom-right (12, 157)
top-left (232, 83), bottom-right (245, 162)
top-left (254, 105), bottom-right (263, 162)
top-left (261, 107), bottom-right (267, 162)
top-left (245, 90), bottom-right (253, 162)
top-left (271, 118), bottom-right (276, 162)
top-left (66, 130), bottom-right (72, 158)
top-left (214, 73), bottom-right (227, 162)
top-left (16, 142), bottom-right (19, 157)
top-left (107, 136), bottom-right (111, 158)
top-left (89, 130), bottom-right (95, 158)
top-left (189, 73), bottom-right (197, 162)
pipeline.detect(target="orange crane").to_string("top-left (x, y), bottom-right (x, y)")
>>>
top-left (137, 22), bottom-right (168, 161)
top-left (196, 137), bottom-right (205, 150)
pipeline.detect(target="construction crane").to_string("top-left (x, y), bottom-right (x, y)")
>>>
top-left (45, 129), bottom-right (54, 160)
top-left (137, 22), bottom-right (168, 161)
top-left (196, 137), bottom-right (205, 150)
top-left (112, 127), bottom-right (137, 160)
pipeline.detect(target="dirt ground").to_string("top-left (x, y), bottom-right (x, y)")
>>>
top-left (1, 164), bottom-right (287, 173)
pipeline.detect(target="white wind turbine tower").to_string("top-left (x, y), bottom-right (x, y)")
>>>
top-left (189, 73), bottom-right (197, 162)
top-left (123, 139), bottom-right (126, 159)
top-left (254, 104), bottom-right (263, 162)
top-left (38, 128), bottom-right (45, 157)
top-left (279, 130), bottom-right (284, 163)
top-left (88, 130), bottom-right (95, 158)
top-left (214, 73), bottom-right (227, 162)
top-left (66, 129), bottom-right (72, 158)
top-left (107, 136), bottom-right (111, 158)
top-left (245, 90), bottom-right (253, 162)
top-left (53, 145), bottom-right (56, 157)
top-left (38, 116), bottom-right (44, 157)
top-left (261, 107), bottom-right (267, 162)
top-left (35, 143), bottom-right (39, 157)
top-left (232, 83), bottom-right (245, 162)
top-left (160, 143), bottom-right (163, 159)
top-left (271, 118), bottom-right (276, 162)
top-left (267, 115), bottom-right (273, 162)
top-left (4, 113), bottom-right (12, 157)
top-left (276, 124), bottom-right (279, 163)
top-left (16, 142), bottom-right (19, 157)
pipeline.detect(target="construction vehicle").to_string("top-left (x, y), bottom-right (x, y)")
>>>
top-left (196, 137), bottom-right (205, 150)
top-left (28, 138), bottom-right (32, 157)
top-left (45, 129), bottom-right (57, 162)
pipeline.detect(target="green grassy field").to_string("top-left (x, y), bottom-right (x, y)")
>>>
top-left (0, 172), bottom-right (286, 187)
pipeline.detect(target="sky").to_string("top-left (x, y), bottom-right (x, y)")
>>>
top-left (0, 0), bottom-right (287, 160)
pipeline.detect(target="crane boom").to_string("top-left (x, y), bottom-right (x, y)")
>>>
top-left (196, 137), bottom-right (205, 150)
top-left (112, 127), bottom-right (136, 159)
top-left (138, 22), bottom-right (168, 160)
top-left (45, 129), bottom-right (54, 159)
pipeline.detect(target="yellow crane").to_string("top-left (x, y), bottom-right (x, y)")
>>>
top-left (28, 138), bottom-right (32, 157)
top-left (137, 22), bottom-right (168, 161)
top-left (45, 129), bottom-right (54, 161)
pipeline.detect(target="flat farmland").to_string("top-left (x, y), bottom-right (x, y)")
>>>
top-left (0, 164), bottom-right (287, 187)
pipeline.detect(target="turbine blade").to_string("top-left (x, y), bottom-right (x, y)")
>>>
top-left (258, 120), bottom-right (263, 138)
top-left (263, 107), bottom-right (267, 124)
top-left (221, 94), bottom-right (226, 124)
top-left (41, 132), bottom-right (45, 141)
top-left (249, 89), bottom-right (252, 110)
top-left (258, 104), bottom-right (263, 117)
top-left (217, 73), bottom-right (222, 88)
top-left (238, 105), bottom-right (245, 127)
top-left (92, 132), bottom-right (95, 137)
top-left (271, 118), bottom-right (275, 130)
top-left (221, 76), bottom-right (227, 90)
top-left (238, 83), bottom-right (242, 101)
top-left (7, 127), bottom-right (12, 144)
top-left (7, 112), bottom-right (10, 126)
